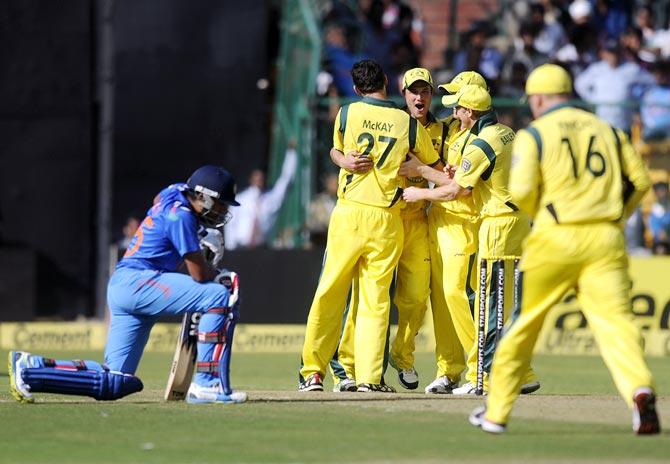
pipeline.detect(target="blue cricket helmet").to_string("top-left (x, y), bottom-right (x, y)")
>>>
top-left (187, 165), bottom-right (240, 206)
top-left (187, 165), bottom-right (240, 228)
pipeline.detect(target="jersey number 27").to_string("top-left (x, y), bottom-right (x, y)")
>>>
top-left (358, 132), bottom-right (398, 169)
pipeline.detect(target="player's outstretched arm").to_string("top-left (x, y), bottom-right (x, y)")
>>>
top-left (438, 179), bottom-right (472, 201)
top-left (403, 186), bottom-right (432, 202)
top-left (399, 153), bottom-right (449, 185)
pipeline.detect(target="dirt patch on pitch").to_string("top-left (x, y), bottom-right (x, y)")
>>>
top-left (2, 388), bottom-right (667, 429)
top-left (246, 390), bottom-right (670, 426)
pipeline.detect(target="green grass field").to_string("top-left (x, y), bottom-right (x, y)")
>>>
top-left (1, 350), bottom-right (668, 463)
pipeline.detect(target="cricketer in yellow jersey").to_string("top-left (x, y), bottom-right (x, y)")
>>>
top-left (328, 69), bottom-right (465, 392)
top-left (391, 68), bottom-right (460, 390)
top-left (399, 72), bottom-right (490, 394)
top-left (469, 64), bottom-right (660, 435)
top-left (420, 73), bottom-right (486, 394)
top-left (408, 84), bottom-right (539, 394)
top-left (299, 59), bottom-right (441, 393)
top-left (328, 68), bottom-right (458, 391)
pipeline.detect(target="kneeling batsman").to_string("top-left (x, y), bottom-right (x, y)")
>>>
top-left (9, 165), bottom-right (246, 404)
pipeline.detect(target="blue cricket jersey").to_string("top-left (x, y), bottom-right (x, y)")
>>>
top-left (117, 183), bottom-right (201, 272)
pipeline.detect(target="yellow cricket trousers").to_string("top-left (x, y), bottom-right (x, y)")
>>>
top-left (329, 277), bottom-right (358, 383)
top-left (390, 211), bottom-right (431, 370)
top-left (331, 212), bottom-right (429, 382)
top-left (301, 200), bottom-right (403, 385)
top-left (466, 213), bottom-right (536, 386)
top-left (329, 274), bottom-right (394, 384)
top-left (427, 206), bottom-right (479, 381)
top-left (486, 223), bottom-right (655, 424)
top-left (477, 212), bottom-right (529, 260)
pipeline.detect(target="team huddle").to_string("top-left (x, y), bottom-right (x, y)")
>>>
top-left (6, 57), bottom-right (660, 436)
top-left (298, 63), bottom-right (533, 395)
top-left (299, 59), bottom-right (661, 435)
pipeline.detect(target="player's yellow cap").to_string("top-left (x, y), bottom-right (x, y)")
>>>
top-left (441, 84), bottom-right (491, 111)
top-left (525, 64), bottom-right (572, 95)
top-left (402, 68), bottom-right (433, 89)
top-left (438, 71), bottom-right (487, 93)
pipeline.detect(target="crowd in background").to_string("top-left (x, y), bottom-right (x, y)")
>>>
top-left (141, 1), bottom-right (669, 254)
top-left (317, 0), bottom-right (670, 133)
top-left (318, 0), bottom-right (426, 98)
top-left (307, 0), bottom-right (670, 255)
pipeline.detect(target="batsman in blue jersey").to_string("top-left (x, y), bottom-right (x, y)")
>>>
top-left (9, 165), bottom-right (247, 404)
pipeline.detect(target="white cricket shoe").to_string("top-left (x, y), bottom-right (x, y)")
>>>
top-left (469, 406), bottom-right (506, 434)
top-left (452, 381), bottom-right (482, 395)
top-left (333, 378), bottom-right (357, 392)
top-left (299, 373), bottom-right (324, 392)
top-left (389, 356), bottom-right (419, 390)
top-left (453, 380), bottom-right (539, 395)
top-left (424, 376), bottom-right (458, 394)
top-left (186, 381), bottom-right (247, 404)
top-left (397, 367), bottom-right (419, 390)
top-left (8, 351), bottom-right (34, 404)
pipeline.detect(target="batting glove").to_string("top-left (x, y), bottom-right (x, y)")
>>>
top-left (215, 269), bottom-right (240, 309)
top-left (199, 227), bottom-right (225, 268)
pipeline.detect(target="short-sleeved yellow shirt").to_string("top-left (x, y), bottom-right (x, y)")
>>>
top-left (402, 113), bottom-right (458, 216)
top-left (454, 112), bottom-right (518, 217)
top-left (510, 103), bottom-right (651, 228)
top-left (431, 127), bottom-right (478, 219)
top-left (333, 97), bottom-right (440, 209)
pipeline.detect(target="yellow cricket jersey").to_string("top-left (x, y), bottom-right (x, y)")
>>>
top-left (402, 113), bottom-right (458, 216)
top-left (432, 115), bottom-right (461, 162)
top-left (333, 97), bottom-right (440, 209)
top-left (510, 102), bottom-right (651, 228)
top-left (453, 112), bottom-right (519, 217)
top-left (432, 114), bottom-right (464, 160)
top-left (431, 128), bottom-right (478, 219)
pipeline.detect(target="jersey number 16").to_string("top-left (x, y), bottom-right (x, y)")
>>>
top-left (561, 135), bottom-right (606, 178)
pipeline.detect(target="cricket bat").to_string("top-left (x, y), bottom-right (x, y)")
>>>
top-left (164, 311), bottom-right (201, 401)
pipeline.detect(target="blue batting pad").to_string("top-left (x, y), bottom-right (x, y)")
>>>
top-left (218, 312), bottom-right (238, 395)
top-left (22, 358), bottom-right (143, 401)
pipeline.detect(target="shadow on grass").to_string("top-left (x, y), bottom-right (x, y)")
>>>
top-left (27, 400), bottom-right (159, 405)
top-left (517, 427), bottom-right (629, 437)
top-left (248, 396), bottom-right (450, 403)
top-left (240, 390), bottom-right (492, 403)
